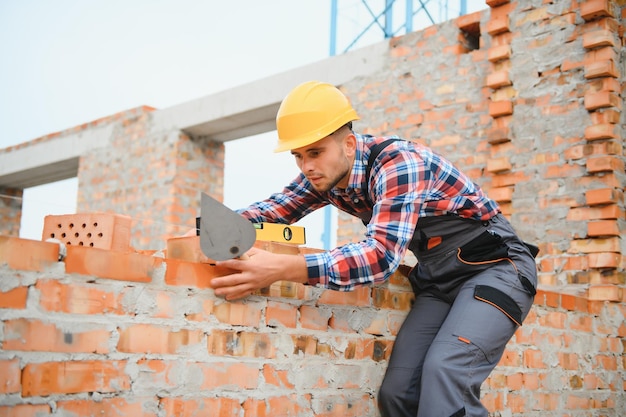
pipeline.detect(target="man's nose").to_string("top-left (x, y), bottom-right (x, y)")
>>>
top-left (301, 157), bottom-right (314, 172)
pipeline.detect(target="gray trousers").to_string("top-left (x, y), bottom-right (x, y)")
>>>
top-left (378, 214), bottom-right (537, 417)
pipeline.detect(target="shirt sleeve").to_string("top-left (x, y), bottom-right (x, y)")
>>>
top-left (237, 173), bottom-right (328, 224)
top-left (306, 148), bottom-right (423, 291)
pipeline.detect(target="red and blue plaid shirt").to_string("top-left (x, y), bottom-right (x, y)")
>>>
top-left (238, 134), bottom-right (500, 291)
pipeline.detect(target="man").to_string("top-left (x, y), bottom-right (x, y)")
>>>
top-left (210, 80), bottom-right (538, 417)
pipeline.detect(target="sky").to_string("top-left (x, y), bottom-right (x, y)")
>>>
top-left (0, 0), bottom-right (484, 249)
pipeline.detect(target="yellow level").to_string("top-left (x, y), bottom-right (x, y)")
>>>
top-left (253, 222), bottom-right (306, 245)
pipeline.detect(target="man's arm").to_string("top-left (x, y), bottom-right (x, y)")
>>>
top-left (210, 247), bottom-right (308, 300)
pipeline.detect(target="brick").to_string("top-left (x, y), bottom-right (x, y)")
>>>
top-left (582, 29), bottom-right (617, 48)
top-left (585, 188), bottom-right (622, 206)
top-left (489, 100), bottom-right (513, 117)
top-left (584, 91), bottom-right (620, 110)
top-left (565, 140), bottom-right (622, 160)
top-left (588, 252), bottom-right (621, 268)
top-left (486, 70), bottom-right (512, 89)
top-left (584, 123), bottom-right (620, 141)
top-left (22, 360), bottom-right (130, 396)
top-left (57, 397), bottom-right (157, 417)
top-left (588, 284), bottom-right (621, 301)
top-left (0, 404), bottom-right (51, 417)
top-left (487, 156), bottom-right (512, 173)
top-left (162, 397), bottom-right (242, 417)
top-left (117, 324), bottom-right (203, 354)
top-left (488, 186), bottom-right (514, 202)
top-left (486, 15), bottom-right (509, 35)
top-left (65, 245), bottom-right (161, 283)
top-left (487, 44), bottom-right (511, 62)
top-left (208, 330), bottom-right (276, 358)
top-left (0, 236), bottom-right (59, 271)
top-left (568, 237), bottom-right (620, 254)
top-left (589, 109), bottom-right (620, 124)
top-left (213, 301), bottom-right (263, 327)
top-left (587, 220), bottom-right (621, 237)
top-left (586, 156), bottom-right (625, 173)
top-left (4, 319), bottom-right (111, 353)
top-left (584, 60), bottom-right (619, 79)
top-left (265, 301), bottom-right (297, 328)
top-left (164, 258), bottom-right (234, 288)
top-left (318, 286), bottom-right (371, 306)
top-left (0, 358), bottom-right (21, 394)
top-left (0, 286), bottom-right (28, 309)
top-left (456, 10), bottom-right (482, 33)
top-left (299, 305), bottom-right (331, 331)
top-left (42, 213), bottom-right (132, 252)
top-left (36, 279), bottom-right (126, 315)
top-left (580, 0), bottom-right (616, 21)
top-left (371, 287), bottom-right (414, 310)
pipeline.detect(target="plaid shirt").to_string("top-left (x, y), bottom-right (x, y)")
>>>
top-left (238, 134), bottom-right (500, 291)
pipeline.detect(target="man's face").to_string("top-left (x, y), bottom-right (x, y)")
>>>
top-left (290, 130), bottom-right (356, 192)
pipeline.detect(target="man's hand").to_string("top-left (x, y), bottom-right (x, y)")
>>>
top-left (210, 247), bottom-right (308, 300)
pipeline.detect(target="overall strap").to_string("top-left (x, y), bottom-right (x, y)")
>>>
top-left (359, 138), bottom-right (403, 226)
top-left (365, 138), bottom-right (403, 187)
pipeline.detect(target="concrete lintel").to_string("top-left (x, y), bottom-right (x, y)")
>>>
top-left (0, 124), bottom-right (113, 188)
top-left (151, 40), bottom-right (389, 141)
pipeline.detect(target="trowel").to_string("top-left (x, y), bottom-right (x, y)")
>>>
top-left (198, 192), bottom-right (256, 261)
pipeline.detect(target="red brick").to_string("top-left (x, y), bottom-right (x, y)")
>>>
top-left (585, 188), bottom-right (622, 206)
top-left (22, 360), bottom-right (130, 396)
top-left (299, 305), bottom-right (331, 331)
top-left (486, 70), bottom-right (512, 89)
top-left (586, 156), bottom-right (625, 173)
top-left (588, 252), bottom-right (621, 268)
top-left (0, 286), bottom-right (28, 309)
top-left (583, 29), bottom-right (618, 48)
top-left (580, 0), bottom-right (616, 21)
top-left (486, 15), bottom-right (509, 35)
top-left (0, 359), bottom-right (21, 394)
top-left (160, 397), bottom-right (240, 417)
top-left (266, 301), bottom-right (297, 328)
top-left (36, 279), bottom-right (126, 314)
top-left (584, 123), bottom-right (620, 141)
top-left (487, 156), bottom-right (512, 173)
top-left (588, 219), bottom-right (621, 237)
top-left (0, 236), bottom-right (59, 272)
top-left (65, 245), bottom-right (161, 283)
top-left (318, 286), bottom-right (371, 306)
top-left (489, 100), bottom-right (513, 117)
top-left (584, 59), bottom-right (619, 79)
top-left (213, 301), bottom-right (263, 327)
top-left (117, 324), bottom-right (203, 354)
top-left (0, 404), bottom-right (51, 417)
top-left (42, 213), bottom-right (132, 252)
top-left (568, 237), bottom-right (620, 254)
top-left (584, 91), bottom-right (620, 110)
top-left (588, 284), bottom-right (621, 301)
top-left (57, 397), bottom-right (157, 417)
top-left (4, 319), bottom-right (111, 353)
top-left (487, 44), bottom-right (511, 62)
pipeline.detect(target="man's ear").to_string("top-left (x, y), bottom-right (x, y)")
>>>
top-left (344, 133), bottom-right (357, 157)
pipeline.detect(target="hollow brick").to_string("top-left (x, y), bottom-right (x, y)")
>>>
top-left (42, 213), bottom-right (132, 252)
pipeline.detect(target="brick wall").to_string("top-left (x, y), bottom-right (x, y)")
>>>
top-left (0, 0), bottom-right (625, 416)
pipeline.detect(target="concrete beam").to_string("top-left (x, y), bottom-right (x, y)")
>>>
top-left (0, 40), bottom-right (389, 188)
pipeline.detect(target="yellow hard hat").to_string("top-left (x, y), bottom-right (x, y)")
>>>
top-left (274, 81), bottom-right (359, 152)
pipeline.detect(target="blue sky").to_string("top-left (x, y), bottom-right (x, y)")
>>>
top-left (0, 0), bottom-right (483, 248)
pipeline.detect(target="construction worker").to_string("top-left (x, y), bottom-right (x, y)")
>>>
top-left (209, 80), bottom-right (538, 417)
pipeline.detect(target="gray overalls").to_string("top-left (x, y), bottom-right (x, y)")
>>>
top-left (377, 213), bottom-right (538, 417)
